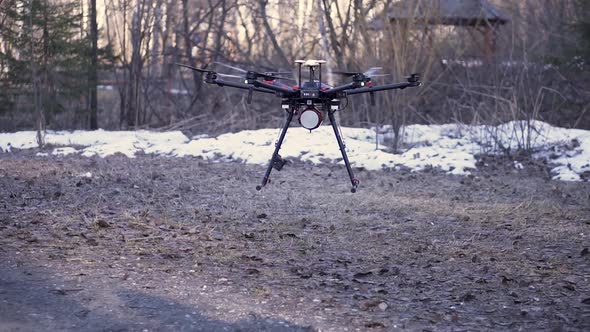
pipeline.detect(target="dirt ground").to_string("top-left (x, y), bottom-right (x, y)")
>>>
top-left (0, 150), bottom-right (589, 331)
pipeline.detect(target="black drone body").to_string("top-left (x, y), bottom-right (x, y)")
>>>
top-left (177, 60), bottom-right (422, 192)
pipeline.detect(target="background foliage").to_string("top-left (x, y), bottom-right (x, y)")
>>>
top-left (0, 0), bottom-right (589, 150)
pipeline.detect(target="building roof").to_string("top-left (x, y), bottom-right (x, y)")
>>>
top-left (385, 0), bottom-right (508, 26)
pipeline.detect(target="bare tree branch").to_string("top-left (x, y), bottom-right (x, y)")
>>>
top-left (258, 0), bottom-right (290, 67)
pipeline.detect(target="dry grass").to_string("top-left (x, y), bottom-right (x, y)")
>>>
top-left (0, 152), bottom-right (589, 331)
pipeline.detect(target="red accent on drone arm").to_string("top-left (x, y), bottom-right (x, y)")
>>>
top-left (344, 81), bottom-right (420, 95)
top-left (213, 79), bottom-right (276, 94)
top-left (251, 81), bottom-right (297, 97)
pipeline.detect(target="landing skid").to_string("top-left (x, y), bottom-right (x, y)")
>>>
top-left (256, 109), bottom-right (358, 193)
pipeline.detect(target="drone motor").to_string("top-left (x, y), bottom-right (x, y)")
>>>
top-left (298, 106), bottom-right (323, 131)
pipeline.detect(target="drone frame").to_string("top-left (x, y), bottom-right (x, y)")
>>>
top-left (177, 60), bottom-right (421, 192)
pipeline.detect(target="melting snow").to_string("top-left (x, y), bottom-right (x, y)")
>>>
top-left (1, 121), bottom-right (589, 181)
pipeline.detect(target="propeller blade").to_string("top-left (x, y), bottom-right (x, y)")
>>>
top-left (213, 61), bottom-right (248, 73)
top-left (253, 63), bottom-right (277, 72)
top-left (214, 61), bottom-right (298, 82)
top-left (332, 70), bottom-right (359, 76)
top-left (175, 63), bottom-right (212, 74)
top-left (216, 73), bottom-right (244, 79)
top-left (334, 67), bottom-right (384, 77)
top-left (177, 63), bottom-right (248, 81)
top-left (264, 73), bottom-right (296, 80)
top-left (363, 67), bottom-right (383, 76)
top-left (210, 61), bottom-right (299, 82)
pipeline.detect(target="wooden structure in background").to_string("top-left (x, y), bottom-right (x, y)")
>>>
top-left (378, 0), bottom-right (508, 62)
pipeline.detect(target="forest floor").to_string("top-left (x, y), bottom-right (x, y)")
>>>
top-left (0, 151), bottom-right (589, 331)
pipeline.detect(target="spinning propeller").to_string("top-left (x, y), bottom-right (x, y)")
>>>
top-left (333, 67), bottom-right (388, 78)
top-left (175, 63), bottom-right (242, 79)
top-left (176, 62), bottom-right (294, 81)
top-left (332, 67), bottom-right (392, 105)
top-left (214, 62), bottom-right (294, 81)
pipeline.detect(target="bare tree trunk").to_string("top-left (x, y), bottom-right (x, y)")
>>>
top-left (127, 0), bottom-right (146, 128)
top-left (150, 2), bottom-right (161, 78)
top-left (320, 0), bottom-right (343, 69)
top-left (317, 0), bottom-right (339, 124)
top-left (317, 0), bottom-right (334, 82)
top-left (120, 0), bottom-right (128, 127)
top-left (259, 0), bottom-right (290, 67)
top-left (28, 0), bottom-right (44, 146)
top-left (211, 0), bottom-right (228, 62)
top-left (181, 0), bottom-right (206, 99)
top-left (89, 0), bottom-right (98, 129)
top-left (0, 0), bottom-right (9, 30)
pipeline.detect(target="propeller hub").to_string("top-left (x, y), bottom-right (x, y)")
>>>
top-left (205, 72), bottom-right (217, 83)
top-left (245, 71), bottom-right (258, 80)
top-left (352, 73), bottom-right (367, 82)
top-left (407, 73), bottom-right (421, 83)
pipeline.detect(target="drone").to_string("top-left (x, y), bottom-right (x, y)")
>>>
top-left (177, 60), bottom-right (421, 192)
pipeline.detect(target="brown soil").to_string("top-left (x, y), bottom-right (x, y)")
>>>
top-left (1, 151), bottom-right (589, 331)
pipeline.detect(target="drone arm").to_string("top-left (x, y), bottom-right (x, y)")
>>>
top-left (250, 81), bottom-right (297, 97)
top-left (213, 79), bottom-right (276, 94)
top-left (322, 82), bottom-right (359, 98)
top-left (345, 81), bottom-right (420, 95)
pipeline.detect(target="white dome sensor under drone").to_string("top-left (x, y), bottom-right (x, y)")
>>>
top-left (299, 106), bottom-right (323, 131)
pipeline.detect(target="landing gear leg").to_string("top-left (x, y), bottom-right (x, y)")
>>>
top-left (328, 110), bottom-right (359, 193)
top-left (256, 109), bottom-right (294, 191)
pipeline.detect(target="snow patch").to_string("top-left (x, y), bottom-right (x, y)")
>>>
top-left (1, 121), bottom-right (589, 181)
top-left (53, 147), bottom-right (78, 156)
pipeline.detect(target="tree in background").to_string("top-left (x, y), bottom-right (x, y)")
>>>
top-left (1, 0), bottom-right (588, 134)
top-left (89, 0), bottom-right (98, 129)
top-left (575, 0), bottom-right (590, 65)
top-left (0, 0), bottom-right (90, 131)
